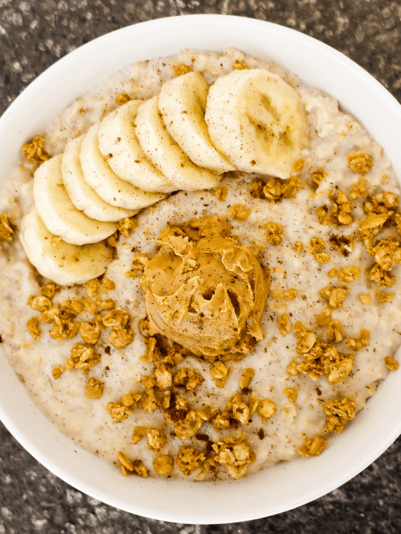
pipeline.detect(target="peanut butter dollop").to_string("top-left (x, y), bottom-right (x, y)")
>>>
top-left (141, 216), bottom-right (270, 361)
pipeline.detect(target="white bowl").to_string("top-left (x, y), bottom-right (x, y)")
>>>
top-left (1, 14), bottom-right (401, 524)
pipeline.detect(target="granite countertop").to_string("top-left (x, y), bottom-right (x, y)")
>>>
top-left (1, 0), bottom-right (401, 532)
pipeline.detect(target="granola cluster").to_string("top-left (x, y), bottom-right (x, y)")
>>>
top-left (251, 175), bottom-right (302, 202)
top-left (21, 134), bottom-right (51, 167)
top-left (26, 277), bottom-right (134, 399)
top-left (106, 333), bottom-right (270, 479)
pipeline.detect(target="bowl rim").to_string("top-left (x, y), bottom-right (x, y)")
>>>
top-left (1, 13), bottom-right (401, 525)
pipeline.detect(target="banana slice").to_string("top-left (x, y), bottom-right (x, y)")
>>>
top-left (135, 97), bottom-right (221, 191)
top-left (20, 207), bottom-right (114, 286)
top-left (62, 135), bottom-right (137, 222)
top-left (158, 72), bottom-right (235, 174)
top-left (34, 155), bottom-right (117, 245)
top-left (98, 100), bottom-right (175, 193)
top-left (80, 123), bottom-right (166, 210)
top-left (205, 69), bottom-right (310, 178)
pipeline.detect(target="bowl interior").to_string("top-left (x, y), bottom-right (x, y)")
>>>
top-left (1, 14), bottom-right (401, 524)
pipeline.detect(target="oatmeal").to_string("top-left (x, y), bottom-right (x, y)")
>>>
top-left (0, 48), bottom-right (400, 482)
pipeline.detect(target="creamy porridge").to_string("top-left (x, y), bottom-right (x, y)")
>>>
top-left (0, 48), bottom-right (400, 481)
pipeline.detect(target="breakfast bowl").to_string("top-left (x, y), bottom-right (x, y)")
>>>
top-left (0, 14), bottom-right (401, 524)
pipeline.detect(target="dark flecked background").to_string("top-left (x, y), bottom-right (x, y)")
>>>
top-left (1, 0), bottom-right (401, 532)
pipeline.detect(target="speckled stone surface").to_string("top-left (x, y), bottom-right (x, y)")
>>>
top-left (1, 0), bottom-right (401, 532)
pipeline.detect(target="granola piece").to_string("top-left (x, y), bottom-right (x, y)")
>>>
top-left (102, 308), bottom-right (130, 329)
top-left (364, 192), bottom-right (399, 215)
top-left (141, 337), bottom-right (162, 363)
top-left (315, 252), bottom-right (331, 264)
top-left (283, 387), bottom-right (298, 402)
top-left (96, 298), bottom-right (115, 311)
top-left (137, 388), bottom-right (160, 413)
top-left (230, 204), bottom-right (252, 221)
top-left (153, 455), bottom-right (174, 476)
top-left (311, 167), bottom-right (327, 186)
top-left (337, 266), bottom-right (361, 282)
top-left (61, 299), bottom-right (84, 316)
top-left (66, 344), bottom-right (101, 372)
top-left (286, 361), bottom-right (298, 376)
top-left (126, 253), bottom-right (149, 278)
top-left (294, 159), bottom-right (304, 172)
top-left (294, 321), bottom-right (317, 353)
top-left (107, 393), bottom-right (142, 423)
top-left (323, 396), bottom-right (356, 432)
top-left (52, 366), bottom-right (65, 380)
top-left (27, 317), bottom-right (41, 340)
top-left (109, 325), bottom-right (134, 349)
top-left (327, 268), bottom-right (337, 278)
top-left (328, 234), bottom-right (354, 256)
top-left (107, 231), bottom-right (119, 248)
top-left (231, 398), bottom-right (250, 425)
top-left (282, 176), bottom-right (302, 199)
top-left (266, 222), bottom-right (284, 246)
top-left (21, 135), bottom-right (50, 165)
top-left (298, 435), bottom-right (328, 457)
top-left (163, 393), bottom-right (189, 424)
top-left (297, 342), bottom-right (354, 384)
top-left (347, 151), bottom-right (373, 174)
top-left (172, 63), bottom-right (191, 76)
top-left (379, 292), bottom-right (395, 303)
top-left (102, 277), bottom-right (116, 294)
top-left (359, 294), bottom-right (371, 305)
top-left (27, 295), bottom-right (51, 312)
top-left (147, 429), bottom-right (166, 453)
top-left (308, 238), bottom-right (325, 255)
top-left (131, 426), bottom-right (148, 445)
top-left (80, 315), bottom-right (104, 344)
top-left (263, 178), bottom-right (283, 201)
top-left (0, 215), bottom-right (14, 243)
top-left (257, 398), bottom-right (277, 423)
top-left (369, 263), bottom-right (395, 288)
top-left (154, 363), bottom-right (173, 389)
top-left (118, 217), bottom-right (138, 238)
top-left (271, 287), bottom-right (298, 300)
top-left (117, 452), bottom-right (148, 477)
top-left (115, 93), bottom-right (130, 105)
top-left (385, 356), bottom-right (399, 371)
top-left (293, 241), bottom-right (303, 253)
top-left (346, 329), bottom-right (370, 351)
top-left (214, 185), bottom-right (227, 201)
top-left (316, 307), bottom-right (331, 327)
top-left (210, 361), bottom-right (229, 388)
top-left (85, 279), bottom-right (102, 298)
top-left (320, 285), bottom-right (348, 308)
top-left (173, 367), bottom-right (204, 391)
top-left (40, 282), bottom-right (60, 299)
top-left (176, 447), bottom-right (205, 476)
top-left (349, 178), bottom-right (367, 200)
top-left (39, 305), bottom-right (61, 324)
top-left (211, 435), bottom-right (255, 479)
top-left (50, 316), bottom-right (80, 341)
top-left (84, 378), bottom-right (104, 399)
top-left (239, 368), bottom-right (255, 390)
top-left (174, 410), bottom-right (209, 439)
top-left (80, 297), bottom-right (97, 315)
top-left (140, 373), bottom-right (156, 390)
top-left (331, 191), bottom-right (353, 226)
top-left (327, 321), bottom-right (345, 343)
top-left (211, 411), bottom-right (231, 430)
top-left (233, 61), bottom-right (250, 70)
top-left (359, 213), bottom-right (390, 240)
top-left (316, 205), bottom-right (330, 225)
top-left (373, 236), bottom-right (401, 271)
top-left (277, 313), bottom-right (292, 336)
